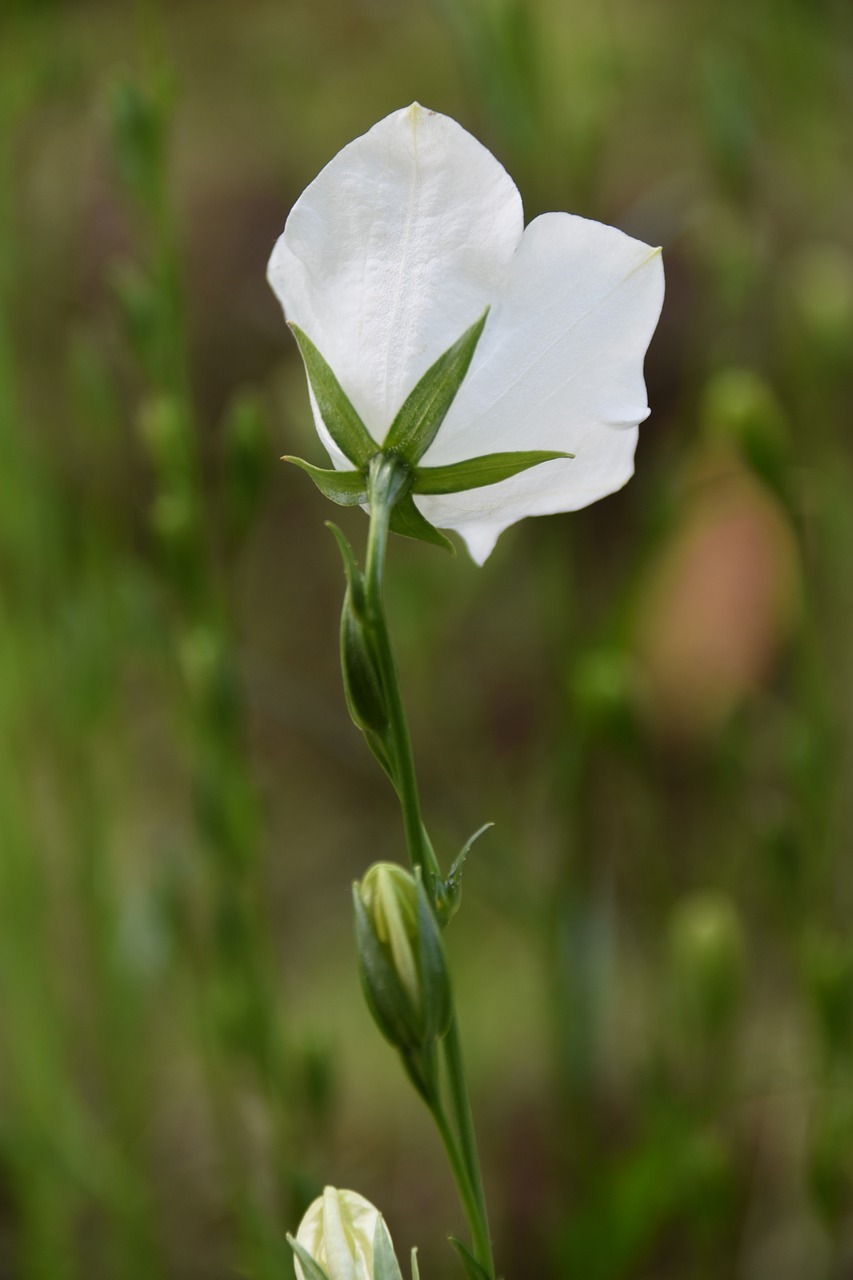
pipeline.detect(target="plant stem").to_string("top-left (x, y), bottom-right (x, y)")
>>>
top-left (362, 456), bottom-right (495, 1277)
top-left (443, 1015), bottom-right (494, 1275)
top-left (364, 458), bottom-right (441, 886)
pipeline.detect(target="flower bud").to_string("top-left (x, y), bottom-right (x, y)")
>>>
top-left (289, 1186), bottom-right (402, 1280)
top-left (354, 863), bottom-right (451, 1057)
top-left (341, 597), bottom-right (388, 736)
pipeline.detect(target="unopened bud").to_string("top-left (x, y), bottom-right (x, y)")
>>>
top-left (289, 1187), bottom-right (404, 1280)
top-left (341, 598), bottom-right (388, 735)
top-left (354, 863), bottom-right (451, 1059)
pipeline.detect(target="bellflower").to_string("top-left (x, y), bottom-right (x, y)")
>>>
top-left (268, 104), bottom-right (664, 563)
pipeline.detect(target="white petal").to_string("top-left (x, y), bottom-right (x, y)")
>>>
top-left (268, 104), bottom-right (522, 452)
top-left (414, 215), bottom-right (664, 558)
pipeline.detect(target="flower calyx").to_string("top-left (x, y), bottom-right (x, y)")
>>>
top-left (284, 311), bottom-right (573, 553)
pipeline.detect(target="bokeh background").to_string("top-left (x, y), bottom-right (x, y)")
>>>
top-left (2, 0), bottom-right (853, 1276)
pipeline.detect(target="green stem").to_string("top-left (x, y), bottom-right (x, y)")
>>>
top-left (429, 1099), bottom-right (490, 1265)
top-left (364, 457), bottom-right (441, 886)
top-left (444, 1015), bottom-right (494, 1275)
top-left (362, 455), bottom-right (495, 1278)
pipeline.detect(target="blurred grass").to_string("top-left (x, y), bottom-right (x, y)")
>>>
top-left (1, 0), bottom-right (853, 1276)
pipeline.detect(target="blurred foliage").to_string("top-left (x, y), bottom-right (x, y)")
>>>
top-left (1, 0), bottom-right (852, 1276)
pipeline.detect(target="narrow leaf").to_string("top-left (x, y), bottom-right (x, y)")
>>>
top-left (411, 1248), bottom-right (421, 1280)
top-left (414, 449), bottom-right (573, 495)
top-left (389, 495), bottom-right (455, 554)
top-left (448, 1236), bottom-right (492, 1280)
top-left (383, 310), bottom-right (489, 463)
top-left (326, 522), bottom-right (366, 616)
top-left (372, 1218), bottom-right (405, 1280)
top-left (287, 1236), bottom-right (332, 1280)
top-left (290, 324), bottom-right (377, 467)
top-left (284, 456), bottom-right (368, 506)
top-left (436, 823), bottom-right (494, 926)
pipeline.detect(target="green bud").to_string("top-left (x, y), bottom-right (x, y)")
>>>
top-left (668, 890), bottom-right (746, 1038)
top-left (341, 596), bottom-right (388, 736)
top-left (354, 863), bottom-right (452, 1059)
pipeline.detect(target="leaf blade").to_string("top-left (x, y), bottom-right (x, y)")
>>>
top-left (448, 1235), bottom-right (492, 1280)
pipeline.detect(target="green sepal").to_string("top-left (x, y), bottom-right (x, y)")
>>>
top-left (326, 522), bottom-right (366, 616)
top-left (286, 1236), bottom-right (332, 1280)
top-left (415, 871), bottom-right (452, 1042)
top-left (399, 1043), bottom-right (439, 1106)
top-left (389, 495), bottom-right (455, 554)
top-left (284, 456), bottom-right (368, 506)
top-left (363, 727), bottom-right (397, 785)
top-left (434, 823), bottom-right (494, 927)
top-left (411, 1248), bottom-right (421, 1280)
top-left (289, 324), bottom-right (377, 468)
top-left (414, 449), bottom-right (573, 495)
top-left (353, 886), bottom-right (422, 1050)
top-left (383, 310), bottom-right (489, 463)
top-left (373, 1218), bottom-right (405, 1280)
top-left (448, 1236), bottom-right (492, 1280)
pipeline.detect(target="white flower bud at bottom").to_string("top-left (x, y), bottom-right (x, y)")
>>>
top-left (294, 1187), bottom-right (394, 1280)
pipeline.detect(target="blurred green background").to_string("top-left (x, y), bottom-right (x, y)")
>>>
top-left (2, 0), bottom-right (853, 1276)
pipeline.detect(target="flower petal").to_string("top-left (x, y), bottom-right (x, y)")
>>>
top-left (414, 214), bottom-right (665, 561)
top-left (268, 104), bottom-right (522, 452)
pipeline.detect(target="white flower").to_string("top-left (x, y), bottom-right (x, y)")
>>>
top-left (292, 1187), bottom-right (395, 1280)
top-left (268, 104), bottom-right (664, 564)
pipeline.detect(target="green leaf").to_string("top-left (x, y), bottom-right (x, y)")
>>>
top-left (383, 310), bottom-right (489, 463)
top-left (435, 823), bottom-right (494, 926)
top-left (326, 522), bottom-right (366, 616)
top-left (290, 324), bottom-right (377, 468)
top-left (284, 456), bottom-right (368, 506)
top-left (373, 1218), bottom-right (405, 1280)
top-left (389, 496), bottom-right (455, 554)
top-left (448, 1236), bottom-right (492, 1280)
top-left (287, 1236), bottom-right (332, 1280)
top-left (414, 449), bottom-right (573, 495)
top-left (410, 1248), bottom-right (421, 1280)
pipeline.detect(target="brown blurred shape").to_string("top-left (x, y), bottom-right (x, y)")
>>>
top-left (633, 449), bottom-right (801, 742)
